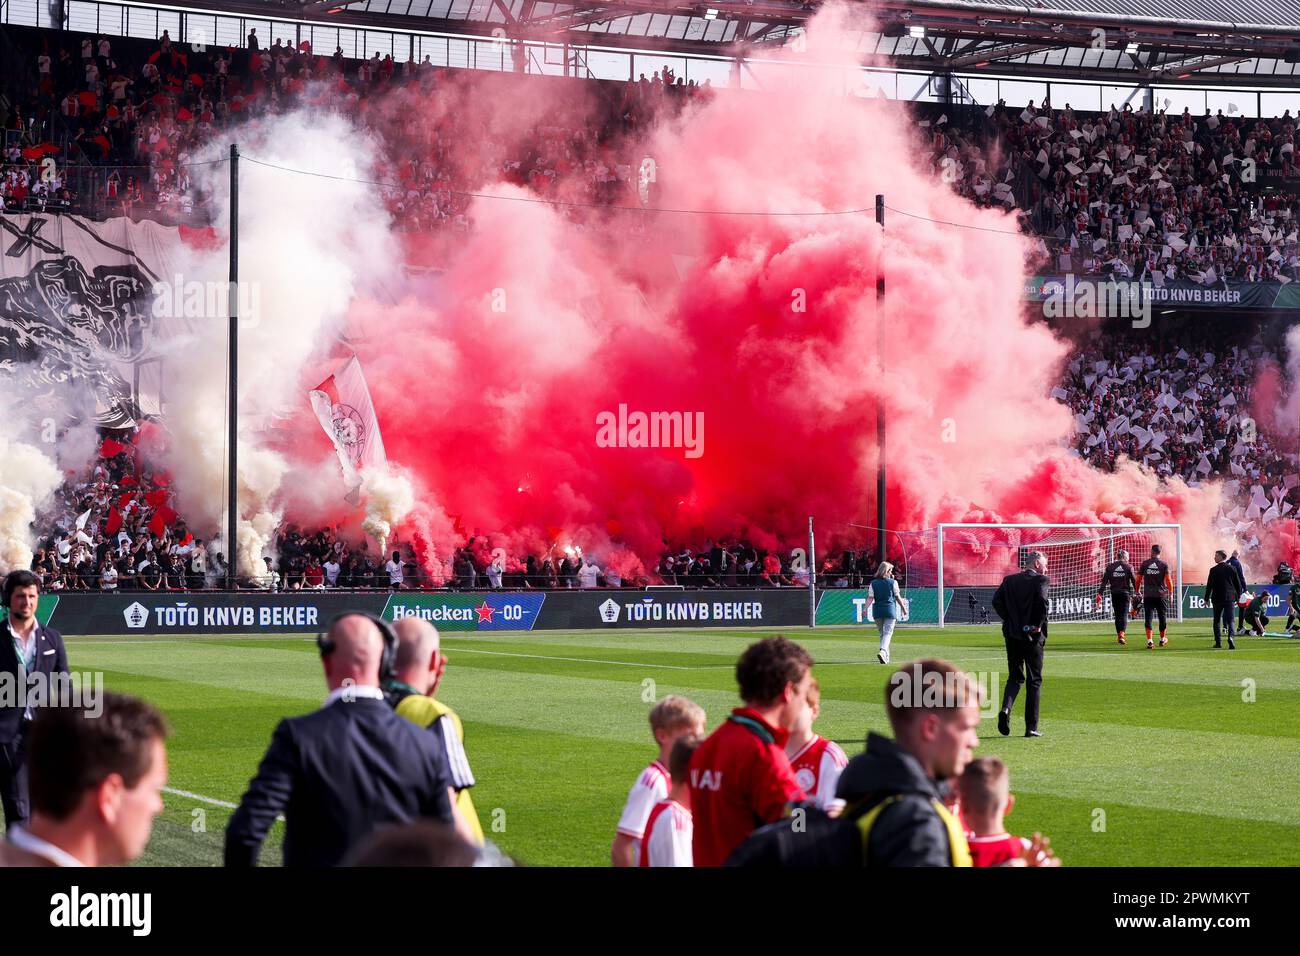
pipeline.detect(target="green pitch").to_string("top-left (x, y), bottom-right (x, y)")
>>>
top-left (63, 623), bottom-right (1300, 866)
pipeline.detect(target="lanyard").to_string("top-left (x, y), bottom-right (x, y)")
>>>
top-left (10, 628), bottom-right (34, 669)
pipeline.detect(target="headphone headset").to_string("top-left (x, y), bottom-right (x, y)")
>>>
top-left (317, 611), bottom-right (398, 686)
top-left (1, 570), bottom-right (40, 609)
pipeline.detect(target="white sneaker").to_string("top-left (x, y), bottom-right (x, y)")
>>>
top-left (877, 648), bottom-right (889, 664)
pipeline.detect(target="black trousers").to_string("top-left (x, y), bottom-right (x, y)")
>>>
top-left (0, 722), bottom-right (31, 831)
top-left (1109, 592), bottom-right (1130, 633)
top-left (1000, 635), bottom-right (1044, 732)
top-left (1212, 602), bottom-right (1235, 640)
top-left (1143, 595), bottom-right (1168, 632)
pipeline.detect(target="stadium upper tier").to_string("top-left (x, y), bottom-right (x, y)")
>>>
top-left (4, 21), bottom-right (1297, 290)
top-left (4, 0), bottom-right (1300, 87)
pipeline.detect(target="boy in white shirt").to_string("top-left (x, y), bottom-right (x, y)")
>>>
top-left (640, 734), bottom-right (700, 867)
top-left (611, 695), bottom-right (705, 866)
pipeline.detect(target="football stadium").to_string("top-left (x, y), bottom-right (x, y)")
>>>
top-left (1, 0), bottom-right (1299, 894)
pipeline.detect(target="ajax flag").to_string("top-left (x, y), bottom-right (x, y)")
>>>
top-left (309, 356), bottom-right (386, 494)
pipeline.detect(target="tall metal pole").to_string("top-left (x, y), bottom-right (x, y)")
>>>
top-left (875, 194), bottom-right (886, 564)
top-left (227, 143), bottom-right (239, 590)
top-left (807, 516), bottom-right (816, 629)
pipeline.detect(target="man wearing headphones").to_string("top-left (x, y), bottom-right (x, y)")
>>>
top-left (224, 612), bottom-right (458, 866)
top-left (1, 570), bottom-right (69, 831)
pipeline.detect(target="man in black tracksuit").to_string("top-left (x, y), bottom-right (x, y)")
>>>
top-left (1137, 544), bottom-right (1172, 649)
top-left (992, 552), bottom-right (1050, 737)
top-left (1097, 549), bottom-right (1137, 645)
top-left (1204, 550), bottom-right (1241, 649)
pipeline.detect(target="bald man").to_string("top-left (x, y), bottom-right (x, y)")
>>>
top-left (387, 617), bottom-right (483, 844)
top-left (225, 613), bottom-right (456, 867)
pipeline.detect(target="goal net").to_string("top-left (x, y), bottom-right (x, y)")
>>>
top-left (932, 523), bottom-right (1183, 626)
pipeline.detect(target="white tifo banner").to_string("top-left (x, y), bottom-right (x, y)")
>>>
top-left (0, 212), bottom-right (201, 427)
top-left (309, 355), bottom-right (387, 494)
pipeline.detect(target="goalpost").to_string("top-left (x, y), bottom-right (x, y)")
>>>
top-left (934, 523), bottom-right (1183, 627)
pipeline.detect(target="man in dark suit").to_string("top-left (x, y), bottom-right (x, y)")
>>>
top-left (0, 570), bottom-right (70, 830)
top-left (991, 551), bottom-right (1050, 738)
top-left (224, 613), bottom-right (457, 866)
top-left (1204, 550), bottom-right (1241, 649)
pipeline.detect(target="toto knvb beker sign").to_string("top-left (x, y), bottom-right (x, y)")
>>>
top-left (44, 593), bottom-right (389, 634)
top-left (534, 589), bottom-right (808, 629)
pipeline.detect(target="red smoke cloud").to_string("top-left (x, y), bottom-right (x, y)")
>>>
top-left (258, 3), bottom-right (1289, 582)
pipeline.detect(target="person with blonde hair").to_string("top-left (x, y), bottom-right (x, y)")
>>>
top-left (869, 561), bottom-right (908, 665)
top-left (611, 694), bottom-right (706, 866)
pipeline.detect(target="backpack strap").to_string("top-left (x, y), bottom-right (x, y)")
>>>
top-left (854, 794), bottom-right (973, 866)
top-left (726, 713), bottom-right (775, 746)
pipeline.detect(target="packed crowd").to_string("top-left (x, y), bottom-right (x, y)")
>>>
top-left (1055, 329), bottom-right (1300, 544)
top-left (4, 22), bottom-right (1298, 277)
top-left (990, 100), bottom-right (1300, 281)
top-left (0, 24), bottom-right (706, 223)
top-left (8, 26), bottom-right (1299, 588)
top-left (30, 430), bottom-right (223, 593)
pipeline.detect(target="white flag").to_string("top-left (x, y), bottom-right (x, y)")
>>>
top-left (309, 355), bottom-right (388, 494)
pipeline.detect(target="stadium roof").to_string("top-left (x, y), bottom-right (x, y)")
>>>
top-left (195, 0), bottom-right (1300, 84)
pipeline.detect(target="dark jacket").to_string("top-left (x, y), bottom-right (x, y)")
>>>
top-left (1205, 562), bottom-right (1241, 606)
top-left (725, 733), bottom-right (955, 867)
top-left (991, 568), bottom-right (1051, 642)
top-left (1227, 556), bottom-right (1247, 592)
top-left (224, 696), bottom-right (455, 867)
top-left (0, 622), bottom-right (69, 744)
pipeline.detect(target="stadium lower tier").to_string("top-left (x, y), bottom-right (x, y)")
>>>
top-left (30, 584), bottom-right (1299, 634)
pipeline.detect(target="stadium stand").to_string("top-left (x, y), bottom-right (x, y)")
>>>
top-left (3, 13), bottom-right (1297, 590)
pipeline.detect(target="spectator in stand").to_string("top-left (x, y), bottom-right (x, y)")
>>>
top-left (304, 557), bottom-right (325, 589)
top-left (323, 552), bottom-right (341, 588)
top-left (386, 551), bottom-right (405, 589)
top-left (578, 556), bottom-right (601, 588)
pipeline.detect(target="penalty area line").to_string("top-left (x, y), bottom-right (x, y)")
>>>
top-left (163, 787), bottom-right (284, 822)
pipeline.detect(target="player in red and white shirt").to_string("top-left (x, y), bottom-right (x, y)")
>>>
top-left (783, 679), bottom-right (848, 814)
top-left (611, 694), bottom-right (705, 867)
top-left (639, 734), bottom-right (700, 867)
top-left (958, 755), bottom-right (1060, 867)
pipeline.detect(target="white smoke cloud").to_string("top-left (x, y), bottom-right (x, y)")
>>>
top-left (361, 466), bottom-right (416, 558)
top-left (1280, 324), bottom-right (1300, 435)
top-left (0, 436), bottom-right (63, 573)
top-left (158, 109), bottom-right (399, 574)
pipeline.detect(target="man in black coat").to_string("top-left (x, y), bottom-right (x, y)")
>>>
top-left (991, 551), bottom-right (1050, 738)
top-left (0, 570), bottom-right (70, 830)
top-left (1204, 550), bottom-right (1241, 649)
top-left (224, 613), bottom-right (457, 866)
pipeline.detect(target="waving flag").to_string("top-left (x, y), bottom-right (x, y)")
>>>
top-left (309, 355), bottom-right (386, 494)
